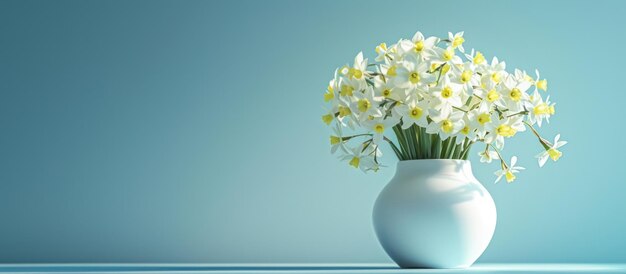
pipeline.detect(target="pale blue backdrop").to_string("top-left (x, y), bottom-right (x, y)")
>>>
top-left (0, 0), bottom-right (622, 263)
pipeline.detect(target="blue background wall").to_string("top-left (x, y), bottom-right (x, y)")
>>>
top-left (0, 0), bottom-right (623, 263)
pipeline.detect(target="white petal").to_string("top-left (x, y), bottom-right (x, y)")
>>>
top-left (412, 31), bottom-right (424, 42)
top-left (538, 155), bottom-right (549, 167)
top-left (355, 52), bottom-right (364, 64)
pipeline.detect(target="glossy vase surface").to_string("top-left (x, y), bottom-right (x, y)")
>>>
top-left (373, 159), bottom-right (497, 269)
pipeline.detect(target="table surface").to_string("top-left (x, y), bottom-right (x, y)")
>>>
top-left (0, 264), bottom-right (625, 274)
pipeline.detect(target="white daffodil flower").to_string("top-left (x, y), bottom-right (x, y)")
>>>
top-left (321, 107), bottom-right (335, 126)
top-left (364, 115), bottom-right (400, 145)
top-left (431, 75), bottom-right (463, 114)
top-left (469, 103), bottom-right (495, 133)
top-left (451, 62), bottom-right (479, 92)
top-left (432, 46), bottom-right (463, 66)
top-left (334, 99), bottom-right (357, 130)
top-left (374, 77), bottom-right (406, 102)
top-left (495, 156), bottom-right (525, 183)
top-left (484, 116), bottom-right (526, 149)
top-left (337, 75), bottom-right (364, 98)
top-left (534, 69), bottom-right (548, 92)
top-left (330, 123), bottom-right (348, 154)
top-left (379, 62), bottom-right (400, 81)
top-left (348, 52), bottom-right (368, 81)
top-left (473, 80), bottom-right (506, 109)
top-left (395, 54), bottom-right (435, 90)
top-left (426, 109), bottom-right (465, 140)
top-left (513, 69), bottom-right (534, 84)
top-left (453, 113), bottom-right (477, 144)
top-left (324, 72), bottom-right (339, 104)
top-left (342, 143), bottom-right (382, 172)
top-left (478, 57), bottom-right (507, 85)
top-left (464, 48), bottom-right (486, 65)
top-left (502, 75), bottom-right (532, 112)
top-left (448, 31), bottom-right (465, 52)
top-left (398, 31), bottom-right (439, 58)
top-left (526, 90), bottom-right (555, 127)
top-left (478, 149), bottom-right (499, 163)
top-left (395, 98), bottom-right (430, 129)
top-left (351, 86), bottom-right (383, 122)
top-left (536, 134), bottom-right (567, 167)
top-left (374, 42), bottom-right (390, 62)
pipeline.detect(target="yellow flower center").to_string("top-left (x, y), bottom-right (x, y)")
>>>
top-left (338, 106), bottom-right (351, 117)
top-left (387, 65), bottom-right (397, 77)
top-left (533, 103), bottom-right (551, 115)
top-left (477, 113), bottom-right (491, 125)
top-left (549, 105), bottom-right (555, 115)
top-left (322, 114), bottom-right (333, 125)
top-left (486, 89), bottom-right (500, 102)
top-left (409, 107), bottom-right (423, 119)
top-left (350, 68), bottom-right (363, 79)
top-left (375, 43), bottom-right (387, 54)
top-left (374, 123), bottom-right (385, 134)
top-left (491, 72), bottom-right (501, 83)
top-left (505, 171), bottom-right (516, 183)
top-left (414, 40), bottom-right (424, 52)
top-left (536, 79), bottom-right (548, 91)
top-left (473, 51), bottom-right (485, 64)
top-left (409, 72), bottom-right (420, 84)
top-left (382, 88), bottom-right (391, 97)
top-left (461, 126), bottom-right (470, 135)
top-left (509, 88), bottom-right (522, 101)
top-left (349, 157), bottom-right (360, 168)
top-left (357, 99), bottom-right (371, 113)
top-left (340, 85), bottom-right (354, 96)
top-left (324, 91), bottom-right (334, 102)
top-left (441, 119), bottom-right (453, 133)
top-left (452, 36), bottom-right (465, 48)
top-left (442, 49), bottom-right (454, 61)
top-left (548, 148), bottom-right (562, 161)
top-left (441, 86), bottom-right (453, 98)
top-left (496, 124), bottom-right (516, 137)
top-left (460, 70), bottom-right (472, 83)
top-left (330, 136), bottom-right (341, 145)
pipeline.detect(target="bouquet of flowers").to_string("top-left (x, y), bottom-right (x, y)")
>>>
top-left (322, 31), bottom-right (566, 183)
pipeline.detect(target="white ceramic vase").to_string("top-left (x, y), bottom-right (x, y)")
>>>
top-left (372, 159), bottom-right (496, 269)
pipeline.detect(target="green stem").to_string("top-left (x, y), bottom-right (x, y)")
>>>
top-left (447, 137), bottom-right (457, 158)
top-left (384, 136), bottom-right (404, 160)
top-left (462, 142), bottom-right (474, 160)
top-left (392, 125), bottom-right (410, 159)
top-left (431, 134), bottom-right (441, 159)
top-left (441, 138), bottom-right (450, 158)
top-left (450, 139), bottom-right (461, 159)
top-left (405, 126), bottom-right (417, 159)
top-left (420, 127), bottom-right (431, 158)
top-left (410, 125), bottom-right (420, 159)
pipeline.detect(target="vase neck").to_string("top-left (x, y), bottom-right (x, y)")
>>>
top-left (395, 159), bottom-right (473, 177)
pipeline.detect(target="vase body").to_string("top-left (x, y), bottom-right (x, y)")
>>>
top-left (373, 159), bottom-right (496, 269)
